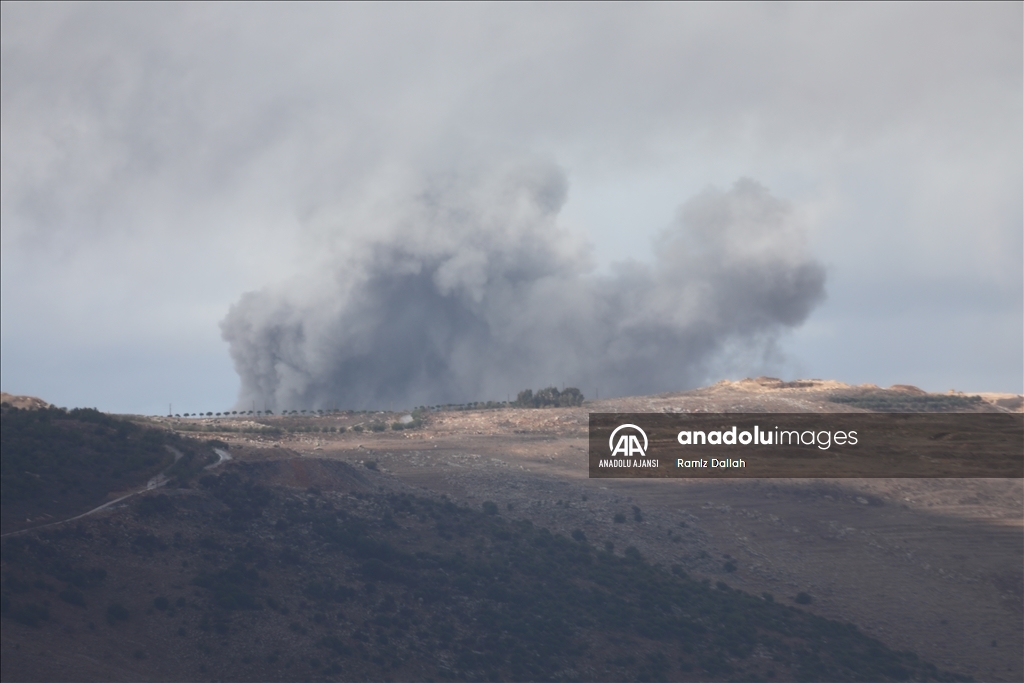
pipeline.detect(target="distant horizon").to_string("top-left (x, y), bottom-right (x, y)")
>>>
top-left (4, 375), bottom-right (1020, 418)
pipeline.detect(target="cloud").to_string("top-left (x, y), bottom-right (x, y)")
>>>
top-left (221, 166), bottom-right (824, 410)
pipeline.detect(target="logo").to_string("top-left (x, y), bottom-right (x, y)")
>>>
top-left (609, 424), bottom-right (648, 458)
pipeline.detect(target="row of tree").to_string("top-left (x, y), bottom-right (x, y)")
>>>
top-left (173, 409), bottom-right (350, 418)
top-left (171, 391), bottom-right (590, 419)
top-left (174, 410), bottom-right (273, 418)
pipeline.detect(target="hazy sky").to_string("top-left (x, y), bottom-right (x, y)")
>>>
top-left (2, 2), bottom-right (1021, 414)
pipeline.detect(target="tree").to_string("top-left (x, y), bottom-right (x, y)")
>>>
top-left (515, 386), bottom-right (584, 408)
top-left (534, 386), bottom-right (561, 407)
top-left (559, 387), bottom-right (585, 406)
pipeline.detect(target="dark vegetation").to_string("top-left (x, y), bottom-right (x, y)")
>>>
top-left (794, 592), bottom-right (814, 605)
top-left (515, 387), bottom-right (585, 408)
top-left (828, 393), bottom-right (985, 412)
top-left (1, 464), bottom-right (965, 682)
top-left (173, 422), bottom-right (284, 435)
top-left (0, 405), bottom-right (202, 533)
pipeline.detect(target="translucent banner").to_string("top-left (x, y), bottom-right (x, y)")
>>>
top-left (588, 413), bottom-right (1023, 478)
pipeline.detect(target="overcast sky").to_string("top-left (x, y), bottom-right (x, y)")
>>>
top-left (2, 2), bottom-right (1021, 414)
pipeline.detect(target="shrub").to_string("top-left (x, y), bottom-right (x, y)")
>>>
top-left (137, 495), bottom-right (175, 518)
top-left (106, 602), bottom-right (130, 624)
top-left (303, 581), bottom-right (356, 603)
top-left (613, 513), bottom-right (626, 523)
top-left (59, 587), bottom-right (86, 606)
top-left (482, 501), bottom-right (499, 515)
top-left (191, 564), bottom-right (261, 610)
top-left (321, 635), bottom-right (353, 657)
top-left (794, 592), bottom-right (813, 605)
top-left (364, 461), bottom-right (378, 471)
top-left (9, 602), bottom-right (49, 626)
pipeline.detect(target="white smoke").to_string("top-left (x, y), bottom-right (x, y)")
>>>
top-left (220, 163), bottom-right (825, 410)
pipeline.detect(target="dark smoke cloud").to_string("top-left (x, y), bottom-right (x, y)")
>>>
top-left (221, 164), bottom-right (825, 410)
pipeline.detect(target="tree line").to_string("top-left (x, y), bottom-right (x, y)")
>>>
top-left (514, 387), bottom-right (584, 408)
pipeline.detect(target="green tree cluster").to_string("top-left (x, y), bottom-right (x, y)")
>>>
top-left (514, 387), bottom-right (584, 408)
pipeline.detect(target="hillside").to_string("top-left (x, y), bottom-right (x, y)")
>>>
top-left (2, 407), bottom-right (174, 534)
top-left (2, 379), bottom-right (1021, 681)
top-left (2, 460), bottom-right (963, 682)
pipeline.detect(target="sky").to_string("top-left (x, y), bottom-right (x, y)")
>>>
top-left (1, 2), bottom-right (1021, 414)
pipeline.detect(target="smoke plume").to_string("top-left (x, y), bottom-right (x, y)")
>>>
top-left (221, 164), bottom-right (825, 410)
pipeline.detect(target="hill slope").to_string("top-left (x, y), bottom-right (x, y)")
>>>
top-left (1, 461), bottom-right (964, 682)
